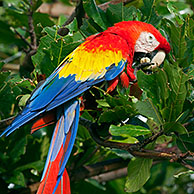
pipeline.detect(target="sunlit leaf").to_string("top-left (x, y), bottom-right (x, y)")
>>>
top-left (110, 124), bottom-right (151, 137)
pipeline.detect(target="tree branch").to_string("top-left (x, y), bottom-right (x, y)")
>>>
top-left (1, 114), bottom-right (194, 171)
top-left (91, 167), bottom-right (127, 182)
top-left (70, 158), bottom-right (129, 181)
top-left (79, 117), bottom-right (194, 171)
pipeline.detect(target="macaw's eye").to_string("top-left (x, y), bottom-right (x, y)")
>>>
top-left (147, 33), bottom-right (155, 43)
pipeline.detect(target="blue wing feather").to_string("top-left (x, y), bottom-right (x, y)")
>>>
top-left (0, 58), bottom-right (125, 138)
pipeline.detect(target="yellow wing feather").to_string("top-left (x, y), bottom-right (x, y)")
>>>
top-left (58, 44), bottom-right (124, 82)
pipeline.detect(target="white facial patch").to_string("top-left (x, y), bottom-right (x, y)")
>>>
top-left (135, 32), bottom-right (160, 53)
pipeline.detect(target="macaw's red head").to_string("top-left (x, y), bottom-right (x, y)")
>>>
top-left (112, 21), bottom-right (171, 55)
top-left (107, 21), bottom-right (171, 92)
top-left (120, 21), bottom-right (171, 80)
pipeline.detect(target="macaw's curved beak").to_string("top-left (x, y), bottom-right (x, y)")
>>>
top-left (132, 50), bottom-right (167, 75)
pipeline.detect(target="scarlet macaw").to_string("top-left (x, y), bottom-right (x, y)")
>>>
top-left (1, 21), bottom-right (171, 194)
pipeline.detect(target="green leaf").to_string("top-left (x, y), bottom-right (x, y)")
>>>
top-left (109, 123), bottom-right (151, 144)
top-left (86, 179), bottom-right (106, 191)
top-left (40, 136), bottom-right (50, 160)
top-left (0, 20), bottom-right (23, 45)
top-left (136, 99), bottom-right (162, 125)
top-left (96, 99), bottom-right (110, 108)
top-left (33, 12), bottom-right (55, 29)
top-left (187, 18), bottom-right (194, 39)
top-left (110, 124), bottom-right (151, 137)
top-left (141, 0), bottom-right (162, 26)
top-left (59, 0), bottom-right (72, 5)
top-left (4, 0), bottom-right (29, 13)
top-left (77, 125), bottom-right (91, 141)
top-left (17, 79), bottom-right (35, 92)
top-left (9, 136), bottom-right (27, 162)
top-left (5, 9), bottom-right (28, 28)
top-left (125, 158), bottom-right (153, 192)
top-left (58, 15), bottom-right (67, 26)
top-left (176, 132), bottom-right (194, 152)
top-left (110, 136), bottom-right (138, 144)
top-left (106, 3), bottom-right (137, 25)
top-left (0, 71), bottom-right (11, 89)
top-left (0, 61), bottom-right (5, 70)
top-left (15, 160), bottom-right (44, 171)
top-left (81, 110), bottom-right (95, 122)
top-left (31, 0), bottom-right (43, 11)
top-left (137, 62), bottom-right (189, 123)
top-left (75, 146), bottom-right (97, 167)
top-left (185, 39), bottom-right (194, 65)
top-left (137, 68), bottom-right (169, 106)
top-left (0, 73), bottom-right (22, 118)
top-left (32, 27), bottom-right (57, 75)
top-left (162, 63), bottom-right (189, 121)
top-left (80, 19), bottom-right (100, 37)
top-left (105, 95), bottom-right (134, 108)
top-left (18, 94), bottom-right (31, 107)
top-left (7, 171), bottom-right (25, 187)
top-left (66, 19), bottom-right (79, 32)
top-left (42, 26), bottom-right (61, 40)
top-left (110, 149), bottom-right (133, 159)
top-left (83, 0), bottom-right (109, 30)
top-left (162, 19), bottom-right (187, 66)
top-left (51, 39), bottom-right (81, 68)
top-left (167, 2), bottom-right (184, 25)
top-left (98, 105), bottom-right (136, 124)
top-left (164, 122), bottom-right (188, 134)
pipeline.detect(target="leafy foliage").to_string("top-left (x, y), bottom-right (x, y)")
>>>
top-left (0, 0), bottom-right (194, 194)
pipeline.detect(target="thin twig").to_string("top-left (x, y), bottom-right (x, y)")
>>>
top-left (136, 129), bottom-right (164, 149)
top-left (0, 116), bottom-right (15, 132)
top-left (180, 160), bottom-right (194, 171)
top-left (28, 0), bottom-right (37, 50)
top-left (13, 29), bottom-right (32, 50)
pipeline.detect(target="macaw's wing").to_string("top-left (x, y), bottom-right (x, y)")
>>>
top-left (1, 32), bottom-right (129, 136)
top-left (29, 32), bottom-right (129, 111)
top-left (37, 100), bottom-right (79, 194)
